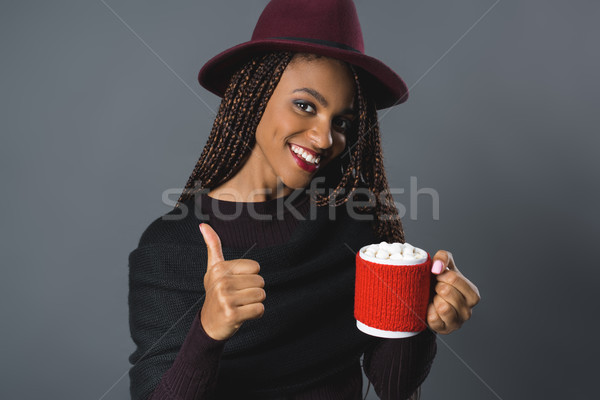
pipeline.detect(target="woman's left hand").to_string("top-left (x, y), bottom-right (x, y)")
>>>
top-left (427, 250), bottom-right (480, 334)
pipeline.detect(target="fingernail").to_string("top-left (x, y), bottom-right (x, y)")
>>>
top-left (432, 260), bottom-right (444, 274)
top-left (199, 223), bottom-right (205, 235)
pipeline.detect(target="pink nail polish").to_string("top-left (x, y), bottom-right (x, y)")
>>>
top-left (432, 260), bottom-right (444, 274)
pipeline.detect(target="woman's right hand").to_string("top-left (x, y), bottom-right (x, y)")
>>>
top-left (198, 223), bottom-right (266, 341)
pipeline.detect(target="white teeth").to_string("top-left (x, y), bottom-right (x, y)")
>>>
top-left (290, 144), bottom-right (319, 165)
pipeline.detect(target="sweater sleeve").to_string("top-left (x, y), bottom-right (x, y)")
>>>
top-left (148, 311), bottom-right (227, 399)
top-left (362, 329), bottom-right (437, 400)
top-left (127, 238), bottom-right (228, 400)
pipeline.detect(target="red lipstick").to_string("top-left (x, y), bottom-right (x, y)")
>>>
top-left (288, 144), bottom-right (319, 173)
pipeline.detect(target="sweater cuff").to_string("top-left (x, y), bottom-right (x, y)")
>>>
top-left (362, 328), bottom-right (437, 400)
top-left (151, 312), bottom-right (228, 400)
top-left (176, 310), bottom-right (228, 366)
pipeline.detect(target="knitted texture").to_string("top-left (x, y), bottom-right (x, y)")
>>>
top-left (129, 195), bottom-right (384, 399)
top-left (135, 192), bottom-right (439, 400)
top-left (354, 253), bottom-right (432, 332)
top-left (196, 189), bottom-right (311, 249)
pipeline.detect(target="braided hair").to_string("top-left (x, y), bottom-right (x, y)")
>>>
top-left (175, 51), bottom-right (405, 243)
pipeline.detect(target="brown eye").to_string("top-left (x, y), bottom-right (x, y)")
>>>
top-left (294, 101), bottom-right (316, 114)
top-left (333, 118), bottom-right (352, 133)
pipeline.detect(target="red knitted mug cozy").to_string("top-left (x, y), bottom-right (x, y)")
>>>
top-left (354, 251), bottom-right (432, 333)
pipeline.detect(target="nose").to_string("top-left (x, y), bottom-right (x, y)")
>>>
top-left (308, 119), bottom-right (334, 152)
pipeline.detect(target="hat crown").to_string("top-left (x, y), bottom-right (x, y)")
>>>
top-left (251, 0), bottom-right (365, 53)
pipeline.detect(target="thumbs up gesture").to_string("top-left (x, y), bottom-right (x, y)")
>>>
top-left (199, 223), bottom-right (266, 341)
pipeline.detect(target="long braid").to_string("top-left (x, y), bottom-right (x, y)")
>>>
top-left (176, 51), bottom-right (405, 243)
top-left (176, 52), bottom-right (294, 205)
top-left (312, 64), bottom-right (405, 243)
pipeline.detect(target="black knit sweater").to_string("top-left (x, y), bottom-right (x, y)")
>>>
top-left (128, 189), bottom-right (437, 399)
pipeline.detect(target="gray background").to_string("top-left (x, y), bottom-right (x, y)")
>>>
top-left (1, 0), bottom-right (598, 399)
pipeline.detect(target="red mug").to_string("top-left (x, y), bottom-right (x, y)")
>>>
top-left (354, 242), bottom-right (432, 338)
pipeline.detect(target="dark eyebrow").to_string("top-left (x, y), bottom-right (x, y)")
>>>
top-left (292, 87), bottom-right (355, 116)
top-left (293, 88), bottom-right (328, 107)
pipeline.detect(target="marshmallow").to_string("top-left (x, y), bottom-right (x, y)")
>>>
top-left (360, 241), bottom-right (428, 265)
top-left (389, 242), bottom-right (403, 254)
top-left (365, 248), bottom-right (376, 257)
top-left (378, 241), bottom-right (393, 252)
top-left (367, 244), bottom-right (379, 253)
top-left (401, 245), bottom-right (416, 257)
top-left (375, 249), bottom-right (390, 259)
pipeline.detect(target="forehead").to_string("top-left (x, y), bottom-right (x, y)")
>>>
top-left (278, 55), bottom-right (356, 103)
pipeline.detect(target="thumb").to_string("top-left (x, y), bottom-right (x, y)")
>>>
top-left (431, 250), bottom-right (455, 275)
top-left (199, 223), bottom-right (225, 266)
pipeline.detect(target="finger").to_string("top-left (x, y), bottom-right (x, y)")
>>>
top-left (232, 287), bottom-right (267, 306)
top-left (236, 302), bottom-right (265, 321)
top-left (229, 259), bottom-right (261, 276)
top-left (435, 281), bottom-right (471, 322)
top-left (433, 294), bottom-right (460, 332)
top-left (207, 264), bottom-right (262, 293)
top-left (431, 250), bottom-right (481, 307)
top-left (200, 223), bottom-right (225, 267)
top-left (206, 260), bottom-right (262, 292)
top-left (426, 303), bottom-right (446, 333)
top-left (228, 274), bottom-right (265, 290)
top-left (431, 250), bottom-right (454, 275)
top-left (436, 270), bottom-right (481, 308)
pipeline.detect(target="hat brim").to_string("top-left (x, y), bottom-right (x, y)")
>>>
top-left (198, 39), bottom-right (408, 110)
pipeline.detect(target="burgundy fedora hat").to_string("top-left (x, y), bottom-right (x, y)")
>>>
top-left (198, 0), bottom-right (408, 110)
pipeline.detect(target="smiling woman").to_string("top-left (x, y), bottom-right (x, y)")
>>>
top-left (176, 50), bottom-right (405, 243)
top-left (206, 54), bottom-right (356, 200)
top-left (127, 1), bottom-right (480, 399)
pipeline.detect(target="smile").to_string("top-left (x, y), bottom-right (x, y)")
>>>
top-left (289, 144), bottom-right (320, 172)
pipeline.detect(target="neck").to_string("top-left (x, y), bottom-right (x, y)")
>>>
top-left (208, 149), bottom-right (293, 202)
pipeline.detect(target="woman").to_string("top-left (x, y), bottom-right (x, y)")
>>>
top-left (128, 1), bottom-right (480, 399)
